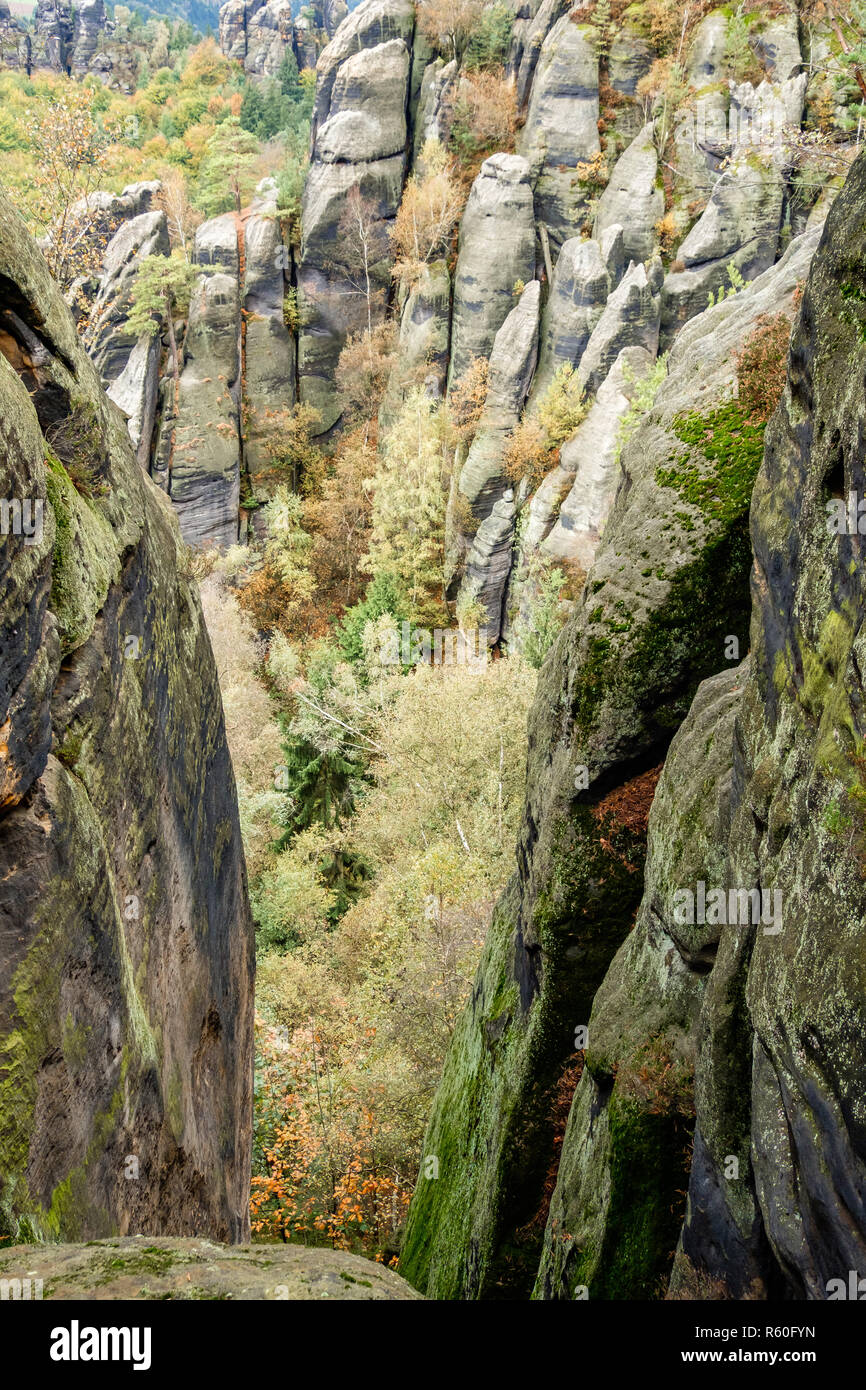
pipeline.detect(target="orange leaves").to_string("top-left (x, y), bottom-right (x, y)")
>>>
top-left (251, 1019), bottom-right (413, 1255)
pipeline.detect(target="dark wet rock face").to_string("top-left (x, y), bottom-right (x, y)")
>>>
top-left (674, 150), bottom-right (866, 1303)
top-left (0, 189), bottom-right (254, 1246)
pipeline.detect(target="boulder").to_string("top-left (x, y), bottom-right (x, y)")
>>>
top-left (0, 1236), bottom-right (423, 1299)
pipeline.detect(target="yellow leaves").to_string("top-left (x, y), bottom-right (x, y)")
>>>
top-left (390, 143), bottom-right (464, 287)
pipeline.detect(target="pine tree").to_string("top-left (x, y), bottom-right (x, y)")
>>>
top-left (127, 250), bottom-right (197, 392)
top-left (198, 118), bottom-right (260, 216)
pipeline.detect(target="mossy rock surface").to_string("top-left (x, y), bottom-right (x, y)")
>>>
top-left (401, 223), bottom-right (823, 1302)
top-left (0, 1237), bottom-right (422, 1301)
top-left (674, 145), bottom-right (866, 1301)
top-left (0, 188), bottom-right (254, 1248)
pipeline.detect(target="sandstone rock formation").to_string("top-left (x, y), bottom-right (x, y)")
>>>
top-left (241, 185), bottom-right (296, 497)
top-left (170, 214), bottom-right (242, 548)
top-left (447, 153), bottom-right (536, 390)
top-left (0, 189), bottom-right (254, 1246)
top-left (218, 0), bottom-right (301, 80)
top-left (85, 210), bottom-right (170, 469)
top-left (593, 123), bottom-right (663, 268)
top-left (528, 236), bottom-right (609, 405)
top-left (297, 0), bottom-right (415, 433)
top-left (0, 1235), bottom-right (423, 1299)
top-left (517, 16), bottom-right (599, 258)
top-left (673, 154), bottom-right (866, 1300)
top-left (400, 220), bottom-right (821, 1299)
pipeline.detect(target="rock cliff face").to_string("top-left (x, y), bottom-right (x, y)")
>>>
top-left (402, 125), bottom-right (866, 1306)
top-left (218, 0), bottom-right (338, 79)
top-left (673, 152), bottom-right (866, 1301)
top-left (297, 0), bottom-right (415, 433)
top-left (400, 222), bottom-right (817, 1297)
top-left (0, 190), bottom-right (254, 1245)
top-left (7, 0), bottom-right (866, 1302)
top-left (18, 0), bottom-right (143, 88)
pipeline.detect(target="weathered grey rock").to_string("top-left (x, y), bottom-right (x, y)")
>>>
top-left (400, 224), bottom-right (821, 1302)
top-left (686, 8), bottom-right (728, 86)
top-left (608, 13), bottom-right (653, 96)
top-left (660, 147), bottom-right (785, 345)
top-left (86, 211), bottom-right (170, 382)
top-left (577, 260), bottom-right (660, 394)
top-left (750, 7), bottom-right (802, 80)
top-left (70, 0), bottom-right (105, 72)
top-left (599, 222), bottom-right (627, 289)
top-left (218, 0), bottom-right (248, 62)
top-left (310, 0), bottom-right (415, 138)
top-left (195, 212), bottom-right (240, 275)
top-left (316, 38), bottom-right (409, 163)
top-left (543, 344), bottom-right (655, 571)
top-left (518, 17), bottom-right (600, 256)
top-left (447, 154), bottom-right (536, 391)
top-left (298, 155), bottom-right (405, 432)
top-left (513, 0), bottom-right (569, 107)
top-left (671, 162), bottom-right (866, 1302)
top-left (323, 0), bottom-right (348, 38)
top-left (106, 332), bottom-right (161, 468)
top-left (84, 211), bottom-right (170, 467)
top-left (27, 0), bottom-right (140, 85)
top-left (298, 0), bottom-right (414, 433)
top-left (170, 258), bottom-right (242, 549)
top-left (458, 491), bottom-right (516, 646)
top-left (0, 1236), bottom-right (422, 1299)
top-left (413, 57), bottom-right (457, 161)
top-left (66, 183), bottom-right (161, 264)
top-left (0, 3), bottom-right (30, 69)
top-left (30, 0), bottom-right (74, 70)
top-left (452, 280), bottom-right (540, 536)
top-left (730, 72), bottom-right (807, 147)
top-left (293, 12), bottom-right (319, 69)
top-left (593, 123), bottom-right (663, 267)
top-left (218, 0), bottom-right (296, 78)
top-left (242, 193), bottom-right (295, 495)
top-left (0, 188), bottom-right (253, 1245)
top-left (530, 237), bottom-right (609, 405)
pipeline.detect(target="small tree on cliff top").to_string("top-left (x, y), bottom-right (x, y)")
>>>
top-left (127, 250), bottom-right (198, 391)
top-left (197, 117), bottom-right (260, 216)
top-left (416, 0), bottom-right (488, 62)
top-left (23, 87), bottom-right (117, 294)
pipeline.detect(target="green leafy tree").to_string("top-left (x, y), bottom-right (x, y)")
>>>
top-left (127, 249), bottom-right (198, 391)
top-left (334, 571), bottom-right (409, 664)
top-left (278, 647), bottom-right (373, 837)
top-left (197, 117), bottom-right (260, 216)
top-left (361, 388), bottom-right (450, 625)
